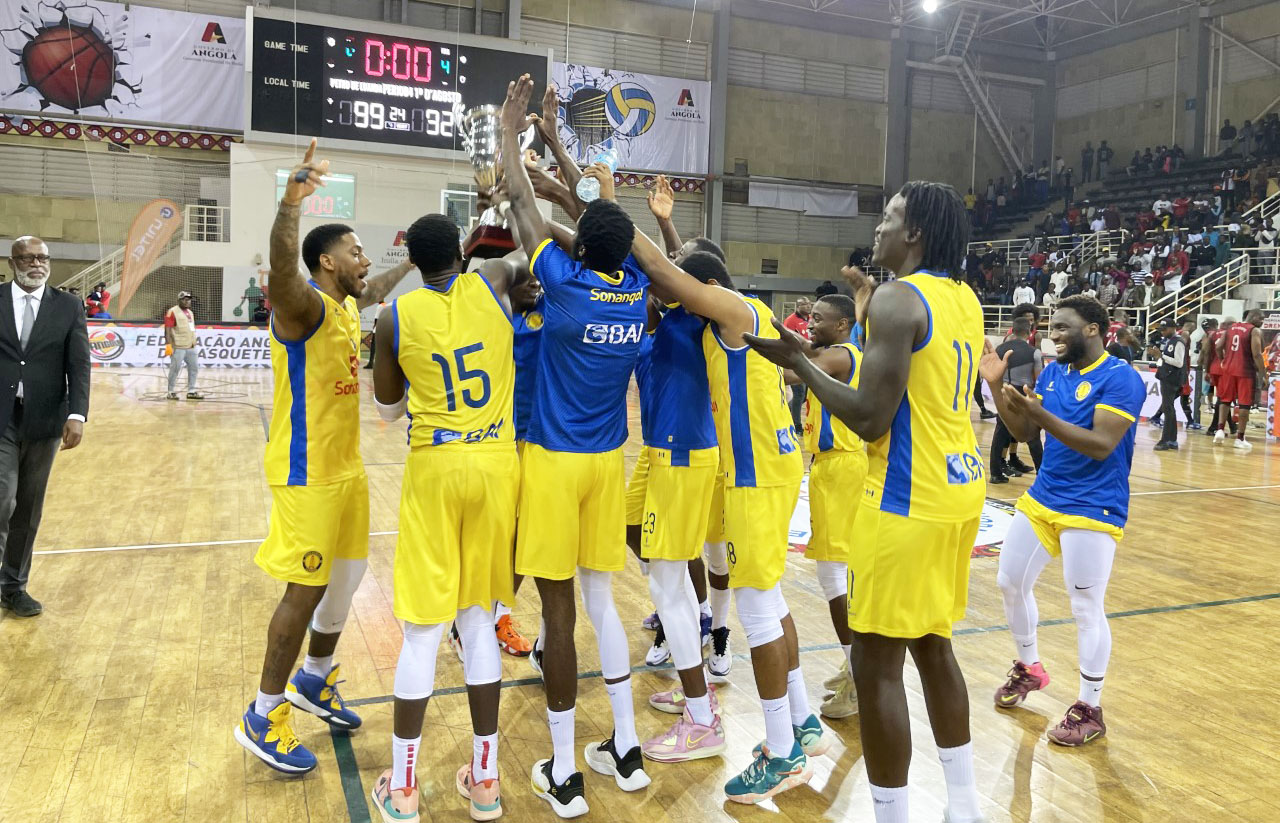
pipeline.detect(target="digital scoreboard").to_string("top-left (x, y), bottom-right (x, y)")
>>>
top-left (249, 14), bottom-right (548, 156)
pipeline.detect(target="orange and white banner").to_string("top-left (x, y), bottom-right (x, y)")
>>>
top-left (118, 199), bottom-right (182, 312)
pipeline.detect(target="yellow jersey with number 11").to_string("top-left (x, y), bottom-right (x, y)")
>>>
top-left (863, 271), bottom-right (986, 521)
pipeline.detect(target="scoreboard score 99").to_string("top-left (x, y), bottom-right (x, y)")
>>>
top-left (249, 12), bottom-right (548, 155)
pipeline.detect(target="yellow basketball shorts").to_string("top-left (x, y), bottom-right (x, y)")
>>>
top-left (625, 446), bottom-right (650, 527)
top-left (847, 503), bottom-right (980, 640)
top-left (640, 446), bottom-right (719, 563)
top-left (722, 479), bottom-right (802, 590)
top-left (255, 473), bottom-right (370, 586)
top-left (806, 449), bottom-right (869, 563)
top-left (1015, 493), bottom-right (1124, 558)
top-left (705, 470), bottom-right (725, 545)
top-left (393, 446), bottom-right (518, 626)
top-left (516, 443), bottom-right (626, 580)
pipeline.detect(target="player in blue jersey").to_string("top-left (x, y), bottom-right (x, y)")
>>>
top-left (501, 74), bottom-right (650, 817)
top-left (980, 294), bottom-right (1144, 748)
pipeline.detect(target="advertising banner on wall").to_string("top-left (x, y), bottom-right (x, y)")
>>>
top-left (551, 63), bottom-right (710, 175)
top-left (87, 323), bottom-right (271, 368)
top-left (0, 0), bottom-right (244, 131)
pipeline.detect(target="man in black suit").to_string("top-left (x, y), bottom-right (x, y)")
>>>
top-left (0, 237), bottom-right (90, 617)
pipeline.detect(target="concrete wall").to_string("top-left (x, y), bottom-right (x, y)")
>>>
top-left (1214, 5), bottom-right (1280, 138)
top-left (723, 241), bottom-right (851, 280)
top-left (523, 0), bottom-right (713, 41)
top-left (906, 107), bottom-right (1007, 195)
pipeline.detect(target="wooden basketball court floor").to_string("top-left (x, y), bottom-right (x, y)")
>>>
top-left (2, 367), bottom-right (1278, 823)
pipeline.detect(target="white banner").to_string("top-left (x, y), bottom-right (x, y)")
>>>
top-left (0, 0), bottom-right (244, 131)
top-left (552, 63), bottom-right (710, 175)
top-left (88, 324), bottom-right (270, 368)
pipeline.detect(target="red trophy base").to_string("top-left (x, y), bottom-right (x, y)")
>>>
top-left (464, 225), bottom-right (516, 259)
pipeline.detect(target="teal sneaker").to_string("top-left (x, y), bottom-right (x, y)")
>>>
top-left (752, 713), bottom-right (831, 759)
top-left (724, 740), bottom-right (812, 804)
top-left (285, 663), bottom-right (362, 730)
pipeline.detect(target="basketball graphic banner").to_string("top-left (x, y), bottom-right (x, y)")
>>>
top-left (0, 0), bottom-right (244, 132)
top-left (551, 63), bottom-right (711, 175)
top-left (118, 199), bottom-right (182, 313)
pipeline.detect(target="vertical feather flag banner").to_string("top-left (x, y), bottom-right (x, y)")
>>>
top-left (118, 198), bottom-right (181, 312)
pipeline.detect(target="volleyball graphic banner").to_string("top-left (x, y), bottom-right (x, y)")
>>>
top-left (551, 63), bottom-right (711, 175)
top-left (0, 0), bottom-right (244, 131)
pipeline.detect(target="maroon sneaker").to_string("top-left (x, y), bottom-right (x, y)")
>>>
top-left (994, 660), bottom-right (1049, 709)
top-left (1047, 701), bottom-right (1106, 747)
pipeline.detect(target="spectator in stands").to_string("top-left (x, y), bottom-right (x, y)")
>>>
top-left (1222, 168), bottom-right (1238, 211)
top-left (1141, 147), bottom-right (1153, 171)
top-left (964, 248), bottom-right (983, 289)
top-left (1090, 212), bottom-right (1106, 234)
top-left (1172, 193), bottom-right (1191, 225)
top-left (1233, 166), bottom-right (1251, 206)
top-left (1013, 279), bottom-right (1035, 307)
top-left (1237, 120), bottom-right (1255, 160)
top-left (1061, 167), bottom-right (1074, 205)
top-left (986, 178), bottom-right (996, 202)
top-left (1219, 119), bottom-right (1237, 155)
top-left (1036, 161), bottom-right (1051, 202)
top-left (1054, 156), bottom-right (1065, 189)
top-left (1099, 275), bottom-right (1119, 307)
top-left (1191, 236), bottom-right (1216, 276)
top-left (1257, 221), bottom-right (1278, 281)
top-left (164, 291), bottom-right (203, 401)
top-left (1097, 140), bottom-right (1114, 178)
top-left (1039, 210), bottom-right (1056, 235)
top-left (1104, 203), bottom-right (1122, 231)
top-left (996, 188), bottom-right (1007, 215)
top-left (85, 282), bottom-right (111, 319)
top-left (1050, 262), bottom-right (1072, 296)
top-left (964, 188), bottom-right (977, 222)
top-left (1081, 141), bottom-right (1095, 183)
top-left (1153, 193), bottom-right (1173, 221)
top-left (1041, 282), bottom-right (1059, 311)
top-left (815, 279), bottom-right (838, 297)
top-left (1060, 277), bottom-right (1083, 299)
top-left (1080, 279), bottom-right (1098, 300)
top-left (1171, 144), bottom-right (1185, 171)
top-left (1126, 150), bottom-right (1142, 177)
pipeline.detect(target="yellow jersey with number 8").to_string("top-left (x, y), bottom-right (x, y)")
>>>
top-left (393, 273), bottom-right (514, 450)
top-left (703, 295), bottom-right (803, 489)
top-left (863, 271), bottom-right (986, 521)
top-left (265, 284), bottom-right (363, 487)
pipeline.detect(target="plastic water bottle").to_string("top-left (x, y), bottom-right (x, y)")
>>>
top-left (576, 147), bottom-right (619, 203)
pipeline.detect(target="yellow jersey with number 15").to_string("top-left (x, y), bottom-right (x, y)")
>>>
top-left (863, 271), bottom-right (986, 521)
top-left (264, 284), bottom-right (363, 487)
top-left (393, 273), bottom-right (514, 450)
top-left (703, 295), bottom-right (803, 489)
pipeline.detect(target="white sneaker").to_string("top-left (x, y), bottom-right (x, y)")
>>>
top-left (823, 657), bottom-right (851, 691)
top-left (1234, 438), bottom-right (1253, 452)
top-left (1214, 430), bottom-right (1226, 444)
top-left (707, 626), bottom-right (732, 679)
top-left (645, 622), bottom-right (670, 666)
top-left (448, 623), bottom-right (465, 662)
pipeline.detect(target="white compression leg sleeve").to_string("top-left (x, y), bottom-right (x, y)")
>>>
top-left (648, 559), bottom-right (703, 671)
top-left (1059, 529), bottom-right (1116, 679)
top-left (394, 622), bottom-right (446, 700)
top-left (734, 585), bottom-right (785, 648)
top-left (996, 513), bottom-right (1053, 665)
top-left (816, 560), bottom-right (848, 601)
top-left (311, 557), bottom-right (368, 634)
top-left (703, 542), bottom-right (728, 576)
top-left (455, 604), bottom-right (502, 685)
top-left (578, 568), bottom-right (631, 679)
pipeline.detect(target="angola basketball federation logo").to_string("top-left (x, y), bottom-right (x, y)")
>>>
top-left (1075, 381), bottom-right (1092, 401)
top-left (301, 551), bottom-right (324, 573)
top-left (2, 3), bottom-right (140, 112)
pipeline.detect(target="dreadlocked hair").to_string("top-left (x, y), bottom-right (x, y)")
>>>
top-left (898, 181), bottom-right (970, 282)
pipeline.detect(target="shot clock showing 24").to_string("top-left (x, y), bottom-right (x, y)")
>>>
top-left (249, 12), bottom-right (548, 155)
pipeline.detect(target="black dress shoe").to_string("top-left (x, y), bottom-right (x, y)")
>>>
top-left (989, 472), bottom-right (1009, 484)
top-left (1008, 456), bottom-right (1035, 475)
top-left (1, 590), bottom-right (42, 617)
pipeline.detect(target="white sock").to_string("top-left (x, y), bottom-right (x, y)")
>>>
top-left (494, 601), bottom-right (511, 620)
top-left (605, 679), bottom-right (640, 753)
top-left (699, 599), bottom-right (711, 620)
top-left (685, 693), bottom-right (714, 726)
top-left (472, 732), bottom-right (499, 781)
top-left (548, 707), bottom-right (576, 784)
top-left (762, 696), bottom-right (793, 755)
top-left (709, 586), bottom-right (731, 630)
top-left (1079, 673), bottom-right (1105, 706)
top-left (869, 783), bottom-right (909, 823)
top-left (302, 655), bottom-right (332, 677)
top-left (255, 691), bottom-right (284, 716)
top-left (841, 644), bottom-right (852, 670)
top-left (938, 742), bottom-right (983, 822)
top-left (1013, 633), bottom-right (1039, 666)
top-left (785, 667), bottom-right (812, 725)
top-left (391, 734), bottom-right (419, 791)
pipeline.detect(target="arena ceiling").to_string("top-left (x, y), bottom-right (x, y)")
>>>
top-left (744, 0), bottom-right (1214, 50)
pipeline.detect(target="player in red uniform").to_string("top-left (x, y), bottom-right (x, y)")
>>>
top-left (1213, 310), bottom-right (1265, 451)
top-left (1104, 309), bottom-right (1128, 347)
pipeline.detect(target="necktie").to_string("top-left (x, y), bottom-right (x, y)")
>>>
top-left (20, 294), bottom-right (34, 349)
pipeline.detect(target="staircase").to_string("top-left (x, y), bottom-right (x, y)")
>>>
top-left (935, 7), bottom-right (981, 64)
top-left (955, 53), bottom-right (1022, 178)
top-left (62, 234), bottom-right (182, 314)
top-left (1147, 253), bottom-right (1251, 329)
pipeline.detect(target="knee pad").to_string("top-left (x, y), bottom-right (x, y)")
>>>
top-left (310, 557), bottom-right (367, 634)
top-left (394, 621), bottom-right (445, 700)
top-left (704, 542), bottom-right (728, 576)
top-left (816, 561), bottom-right (847, 601)
top-left (734, 585), bottom-right (784, 648)
top-left (455, 605), bottom-right (501, 686)
top-left (1067, 589), bottom-right (1103, 632)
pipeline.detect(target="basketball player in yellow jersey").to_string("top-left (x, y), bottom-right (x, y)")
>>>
top-left (746, 182), bottom-right (987, 823)
top-left (236, 139), bottom-right (416, 775)
top-left (369, 213), bottom-right (522, 822)
top-left (627, 237), bottom-right (822, 805)
top-left (781, 294), bottom-right (867, 721)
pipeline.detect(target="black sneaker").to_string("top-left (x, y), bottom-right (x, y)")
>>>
top-left (979, 409), bottom-right (997, 420)
top-left (584, 734), bottom-right (651, 792)
top-left (1008, 456), bottom-right (1035, 475)
top-left (989, 471), bottom-right (1009, 484)
top-left (532, 758), bottom-right (588, 818)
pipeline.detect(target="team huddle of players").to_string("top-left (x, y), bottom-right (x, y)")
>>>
top-left (233, 74), bottom-right (1160, 823)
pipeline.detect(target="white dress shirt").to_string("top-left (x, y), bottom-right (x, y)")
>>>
top-left (12, 284), bottom-right (85, 423)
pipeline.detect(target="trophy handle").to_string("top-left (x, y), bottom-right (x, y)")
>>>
top-left (453, 102), bottom-right (473, 150)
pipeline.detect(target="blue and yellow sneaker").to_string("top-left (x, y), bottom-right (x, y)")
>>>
top-left (752, 713), bottom-right (831, 759)
top-left (724, 740), bottom-right (812, 804)
top-left (234, 701), bottom-right (318, 774)
top-left (285, 664), bottom-right (362, 730)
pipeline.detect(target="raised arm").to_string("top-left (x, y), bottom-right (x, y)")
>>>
top-left (357, 260), bottom-right (415, 311)
top-left (501, 75), bottom-right (549, 257)
top-left (268, 138), bottom-right (327, 340)
top-left (536, 83), bottom-right (585, 209)
top-left (630, 228), bottom-right (754, 341)
top-left (647, 175), bottom-right (684, 257)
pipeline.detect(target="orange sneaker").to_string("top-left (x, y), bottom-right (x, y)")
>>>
top-left (456, 764), bottom-right (502, 820)
top-left (495, 614), bottom-right (532, 657)
top-left (371, 768), bottom-right (420, 823)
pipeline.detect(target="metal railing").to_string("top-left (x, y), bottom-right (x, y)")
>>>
top-left (184, 205), bottom-right (230, 243)
top-left (61, 232), bottom-right (183, 300)
top-left (1147, 253), bottom-right (1251, 330)
top-left (1242, 190), bottom-right (1279, 227)
top-left (968, 230), bottom-right (1129, 281)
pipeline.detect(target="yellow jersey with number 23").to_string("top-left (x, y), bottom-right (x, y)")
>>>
top-left (863, 271), bottom-right (986, 521)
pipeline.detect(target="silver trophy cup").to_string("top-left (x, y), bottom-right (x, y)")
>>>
top-left (454, 103), bottom-right (537, 256)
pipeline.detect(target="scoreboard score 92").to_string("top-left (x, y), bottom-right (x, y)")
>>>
top-left (249, 12), bottom-right (548, 155)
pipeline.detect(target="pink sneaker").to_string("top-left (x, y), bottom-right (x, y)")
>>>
top-left (371, 768), bottom-right (420, 823)
top-left (641, 709), bottom-right (727, 763)
top-left (648, 683), bottom-right (718, 715)
top-left (994, 660), bottom-right (1049, 709)
top-left (1047, 701), bottom-right (1106, 747)
top-left (455, 764), bottom-right (502, 820)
